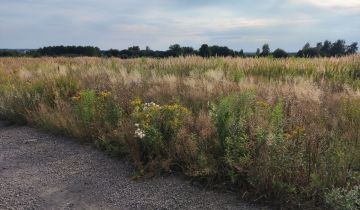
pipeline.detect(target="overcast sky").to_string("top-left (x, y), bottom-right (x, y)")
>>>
top-left (1, 0), bottom-right (359, 51)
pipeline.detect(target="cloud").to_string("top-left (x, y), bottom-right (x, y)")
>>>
top-left (289, 0), bottom-right (360, 10)
top-left (136, 7), bottom-right (315, 34)
top-left (0, 0), bottom-right (359, 51)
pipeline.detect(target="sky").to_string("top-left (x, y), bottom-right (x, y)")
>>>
top-left (0, 0), bottom-right (359, 52)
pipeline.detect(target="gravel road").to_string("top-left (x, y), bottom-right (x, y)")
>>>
top-left (0, 121), bottom-right (265, 210)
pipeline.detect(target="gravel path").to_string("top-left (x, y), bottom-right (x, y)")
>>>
top-left (0, 122), bottom-right (264, 210)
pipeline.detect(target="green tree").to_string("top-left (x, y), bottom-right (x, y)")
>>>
top-left (168, 44), bottom-right (183, 57)
top-left (181, 46), bottom-right (196, 56)
top-left (261, 44), bottom-right (270, 57)
top-left (273, 48), bottom-right (288, 58)
top-left (199, 44), bottom-right (211, 57)
top-left (256, 48), bottom-right (261, 57)
top-left (331, 40), bottom-right (346, 56)
top-left (128, 46), bottom-right (140, 51)
top-left (346, 42), bottom-right (358, 55)
top-left (210, 45), bottom-right (234, 57)
top-left (238, 49), bottom-right (244, 57)
top-left (321, 40), bottom-right (332, 57)
top-left (303, 42), bottom-right (311, 50)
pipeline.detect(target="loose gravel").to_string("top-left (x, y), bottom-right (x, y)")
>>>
top-left (0, 122), bottom-right (265, 210)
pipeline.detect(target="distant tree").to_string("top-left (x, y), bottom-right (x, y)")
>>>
top-left (316, 42), bottom-right (323, 50)
top-left (238, 49), bottom-right (244, 57)
top-left (303, 48), bottom-right (320, 58)
top-left (210, 45), bottom-right (234, 57)
top-left (261, 44), bottom-right (270, 57)
top-left (321, 40), bottom-right (332, 57)
top-left (0, 50), bottom-right (20, 57)
top-left (168, 44), bottom-right (183, 57)
top-left (104, 49), bottom-right (121, 57)
top-left (118, 50), bottom-right (131, 58)
top-left (297, 43), bottom-right (320, 58)
top-left (5, 39), bottom-right (356, 59)
top-left (315, 42), bottom-right (323, 54)
top-left (128, 46), bottom-right (140, 51)
top-left (346, 42), bottom-right (358, 55)
top-left (273, 48), bottom-right (288, 58)
top-left (117, 46), bottom-right (141, 58)
top-left (303, 42), bottom-right (311, 50)
top-left (181, 46), bottom-right (196, 56)
top-left (296, 49), bottom-right (303, 57)
top-left (256, 48), bottom-right (261, 57)
top-left (330, 40), bottom-right (346, 56)
top-left (37, 46), bottom-right (101, 57)
top-left (199, 44), bottom-right (211, 57)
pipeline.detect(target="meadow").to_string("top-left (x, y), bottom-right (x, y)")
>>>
top-left (0, 56), bottom-right (360, 209)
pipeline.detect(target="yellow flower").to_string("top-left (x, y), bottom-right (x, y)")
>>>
top-left (100, 91), bottom-right (111, 98)
top-left (256, 100), bottom-right (270, 108)
top-left (131, 98), bottom-right (142, 107)
top-left (293, 126), bottom-right (305, 135)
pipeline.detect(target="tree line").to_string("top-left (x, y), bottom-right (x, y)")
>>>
top-left (0, 40), bottom-right (358, 58)
top-left (296, 40), bottom-right (358, 57)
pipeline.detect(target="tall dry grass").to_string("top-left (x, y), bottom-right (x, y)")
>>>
top-left (1, 56), bottom-right (360, 209)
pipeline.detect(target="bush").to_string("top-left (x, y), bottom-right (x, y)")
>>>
top-left (174, 111), bottom-right (220, 177)
top-left (72, 90), bottom-right (123, 138)
top-left (131, 99), bottom-right (190, 172)
top-left (212, 92), bottom-right (310, 204)
top-left (212, 91), bottom-right (256, 175)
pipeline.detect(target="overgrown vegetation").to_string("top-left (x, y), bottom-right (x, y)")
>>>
top-left (0, 56), bottom-right (360, 209)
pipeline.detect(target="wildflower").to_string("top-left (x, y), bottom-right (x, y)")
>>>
top-left (134, 128), bottom-right (146, 139)
top-left (100, 91), bottom-right (111, 98)
top-left (131, 98), bottom-right (142, 107)
top-left (256, 100), bottom-right (270, 108)
top-left (143, 102), bottom-right (160, 110)
top-left (294, 126), bottom-right (305, 135)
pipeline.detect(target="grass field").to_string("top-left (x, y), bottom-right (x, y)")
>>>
top-left (1, 56), bottom-right (360, 209)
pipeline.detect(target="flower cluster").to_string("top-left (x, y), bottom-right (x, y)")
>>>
top-left (134, 123), bottom-right (145, 139)
top-left (100, 91), bottom-right (111, 98)
top-left (143, 102), bottom-right (160, 110)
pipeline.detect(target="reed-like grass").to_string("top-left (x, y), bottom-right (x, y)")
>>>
top-left (1, 56), bottom-right (359, 209)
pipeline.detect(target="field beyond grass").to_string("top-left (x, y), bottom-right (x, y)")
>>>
top-left (1, 56), bottom-right (360, 209)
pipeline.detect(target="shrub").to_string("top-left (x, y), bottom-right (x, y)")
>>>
top-left (173, 111), bottom-right (220, 177)
top-left (212, 91), bottom-right (257, 181)
top-left (212, 92), bottom-right (311, 204)
top-left (131, 99), bottom-right (190, 172)
top-left (71, 90), bottom-right (123, 141)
